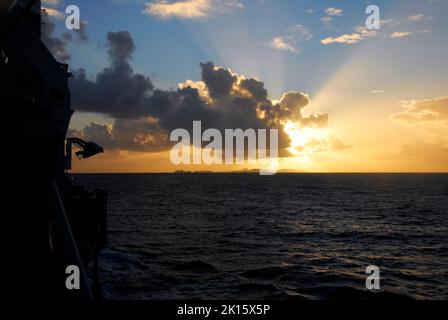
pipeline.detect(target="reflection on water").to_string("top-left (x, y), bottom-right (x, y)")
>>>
top-left (76, 173), bottom-right (448, 300)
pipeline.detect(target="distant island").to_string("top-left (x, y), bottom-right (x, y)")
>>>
top-left (173, 169), bottom-right (302, 174)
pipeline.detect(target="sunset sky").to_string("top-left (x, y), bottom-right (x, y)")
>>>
top-left (42, 0), bottom-right (448, 172)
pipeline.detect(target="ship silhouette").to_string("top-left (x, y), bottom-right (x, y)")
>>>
top-left (1, 0), bottom-right (107, 301)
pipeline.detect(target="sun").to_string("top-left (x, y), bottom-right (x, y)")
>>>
top-left (284, 121), bottom-right (331, 158)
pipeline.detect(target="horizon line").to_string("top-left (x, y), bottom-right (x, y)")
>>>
top-left (72, 171), bottom-right (448, 174)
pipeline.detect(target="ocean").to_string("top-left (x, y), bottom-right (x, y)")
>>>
top-left (74, 173), bottom-right (448, 300)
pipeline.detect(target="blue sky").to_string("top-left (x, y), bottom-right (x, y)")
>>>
top-left (47, 0), bottom-right (448, 97)
top-left (41, 0), bottom-right (448, 172)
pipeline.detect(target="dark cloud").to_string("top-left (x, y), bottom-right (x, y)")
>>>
top-left (41, 10), bottom-right (89, 62)
top-left (70, 31), bottom-right (154, 118)
top-left (75, 21), bottom-right (89, 42)
top-left (200, 61), bottom-right (237, 98)
top-left (261, 91), bottom-right (328, 129)
top-left (71, 31), bottom-right (337, 156)
top-left (239, 78), bottom-right (268, 101)
top-left (106, 31), bottom-right (135, 65)
top-left (70, 118), bottom-right (168, 152)
top-left (41, 10), bottom-right (71, 61)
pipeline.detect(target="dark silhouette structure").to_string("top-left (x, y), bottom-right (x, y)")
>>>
top-left (1, 0), bottom-right (106, 300)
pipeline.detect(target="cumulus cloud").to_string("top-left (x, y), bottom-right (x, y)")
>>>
top-left (70, 118), bottom-right (169, 152)
top-left (390, 31), bottom-right (411, 38)
top-left (71, 31), bottom-right (339, 157)
top-left (200, 61), bottom-right (237, 98)
top-left (266, 91), bottom-right (328, 128)
top-left (269, 25), bottom-right (312, 54)
top-left (292, 134), bottom-right (349, 155)
top-left (270, 37), bottom-right (299, 53)
top-left (320, 11), bottom-right (432, 45)
top-left (321, 25), bottom-right (376, 45)
top-left (144, 0), bottom-right (243, 19)
top-left (71, 31), bottom-right (154, 118)
top-left (391, 96), bottom-right (448, 123)
top-left (321, 33), bottom-right (362, 45)
top-left (325, 7), bottom-right (343, 16)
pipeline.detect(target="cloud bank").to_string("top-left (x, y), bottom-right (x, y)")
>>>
top-left (391, 97), bottom-right (448, 123)
top-left (69, 31), bottom-right (333, 156)
top-left (391, 96), bottom-right (448, 168)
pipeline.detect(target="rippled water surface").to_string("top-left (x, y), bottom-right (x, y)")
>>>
top-left (75, 174), bottom-right (448, 300)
